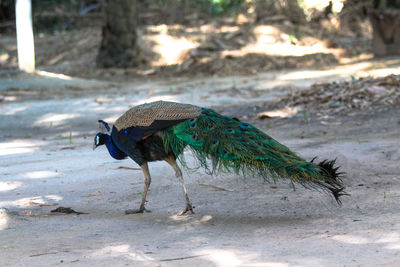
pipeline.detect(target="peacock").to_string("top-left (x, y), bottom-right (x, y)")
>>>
top-left (94, 101), bottom-right (346, 215)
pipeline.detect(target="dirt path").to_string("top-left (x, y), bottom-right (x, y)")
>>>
top-left (1, 64), bottom-right (400, 266)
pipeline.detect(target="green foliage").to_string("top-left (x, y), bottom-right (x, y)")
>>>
top-left (199, 0), bottom-right (245, 15)
top-left (289, 34), bottom-right (298, 43)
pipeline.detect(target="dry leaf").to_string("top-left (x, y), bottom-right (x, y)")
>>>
top-left (279, 74), bottom-right (400, 116)
top-left (84, 192), bottom-right (103, 197)
top-left (39, 203), bottom-right (58, 207)
top-left (366, 85), bottom-right (390, 97)
top-left (60, 146), bottom-right (76, 150)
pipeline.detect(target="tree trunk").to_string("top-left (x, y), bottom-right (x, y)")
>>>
top-left (96, 0), bottom-right (139, 68)
top-left (369, 9), bottom-right (400, 57)
top-left (255, 0), bottom-right (306, 24)
top-left (16, 0), bottom-right (35, 73)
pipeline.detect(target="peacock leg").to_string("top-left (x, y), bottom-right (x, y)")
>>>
top-left (165, 156), bottom-right (194, 215)
top-left (125, 162), bottom-right (151, 214)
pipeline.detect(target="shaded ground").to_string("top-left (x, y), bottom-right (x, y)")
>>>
top-left (0, 64), bottom-right (399, 266)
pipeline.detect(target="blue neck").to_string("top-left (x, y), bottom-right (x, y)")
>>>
top-left (104, 135), bottom-right (127, 160)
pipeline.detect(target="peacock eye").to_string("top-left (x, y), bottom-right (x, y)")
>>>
top-left (96, 136), bottom-right (100, 145)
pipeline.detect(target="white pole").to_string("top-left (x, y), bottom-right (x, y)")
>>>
top-left (15, 0), bottom-right (35, 73)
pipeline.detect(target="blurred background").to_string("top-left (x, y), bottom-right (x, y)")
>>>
top-left (1, 0), bottom-right (399, 117)
top-left (0, 0), bottom-right (398, 77)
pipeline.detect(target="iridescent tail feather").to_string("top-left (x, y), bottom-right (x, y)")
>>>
top-left (161, 108), bottom-right (347, 204)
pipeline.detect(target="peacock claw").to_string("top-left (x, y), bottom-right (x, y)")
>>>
top-left (125, 207), bottom-right (151, 214)
top-left (178, 203), bottom-right (195, 216)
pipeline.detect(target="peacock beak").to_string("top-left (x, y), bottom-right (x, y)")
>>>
top-left (93, 144), bottom-right (97, 150)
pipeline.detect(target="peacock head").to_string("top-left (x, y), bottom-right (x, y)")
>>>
top-left (94, 119), bottom-right (111, 150)
top-left (93, 133), bottom-right (108, 150)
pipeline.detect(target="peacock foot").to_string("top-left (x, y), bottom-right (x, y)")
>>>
top-left (125, 206), bottom-right (151, 214)
top-left (178, 203), bottom-right (195, 216)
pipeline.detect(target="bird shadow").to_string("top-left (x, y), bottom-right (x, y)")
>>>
top-left (126, 211), bottom-right (316, 228)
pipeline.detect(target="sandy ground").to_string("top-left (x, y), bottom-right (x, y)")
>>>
top-left (1, 64), bottom-right (400, 266)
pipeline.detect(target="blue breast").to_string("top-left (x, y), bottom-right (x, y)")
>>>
top-left (105, 135), bottom-right (127, 160)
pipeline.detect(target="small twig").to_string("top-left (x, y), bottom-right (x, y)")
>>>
top-left (159, 254), bottom-right (208, 262)
top-left (117, 166), bottom-right (141, 170)
top-left (199, 183), bottom-right (233, 192)
top-left (30, 252), bottom-right (59, 257)
top-left (30, 250), bottom-right (70, 257)
top-left (83, 192), bottom-right (103, 197)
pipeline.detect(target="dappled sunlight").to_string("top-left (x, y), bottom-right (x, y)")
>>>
top-left (278, 62), bottom-right (373, 81)
top-left (0, 195), bottom-right (63, 208)
top-left (377, 232), bottom-right (400, 244)
top-left (168, 214), bottom-right (214, 226)
top-left (0, 209), bottom-right (9, 231)
top-left (35, 70), bottom-right (72, 80)
top-left (198, 249), bottom-right (244, 267)
top-left (258, 107), bottom-right (299, 119)
top-left (146, 25), bottom-right (198, 66)
top-left (22, 170), bottom-right (60, 179)
top-left (44, 195), bottom-right (63, 202)
top-left (368, 67), bottom-right (400, 77)
top-left (276, 58), bottom-right (400, 83)
top-left (144, 22), bottom-right (339, 69)
top-left (240, 25), bottom-right (331, 57)
top-left (195, 248), bottom-right (290, 267)
top-left (250, 42), bottom-right (329, 57)
top-left (0, 52), bottom-right (10, 63)
top-left (302, 0), bottom-right (343, 13)
top-left (0, 140), bottom-right (38, 156)
top-left (331, 231), bottom-right (400, 251)
top-left (90, 244), bottom-right (290, 266)
top-left (34, 113), bottom-right (79, 126)
top-left (332, 234), bottom-right (369, 245)
top-left (3, 104), bottom-right (31, 115)
top-left (0, 181), bottom-right (23, 192)
top-left (386, 243), bottom-right (400, 250)
top-left (90, 244), bottom-right (155, 262)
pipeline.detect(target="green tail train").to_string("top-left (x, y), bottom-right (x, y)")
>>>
top-left (161, 108), bottom-right (346, 203)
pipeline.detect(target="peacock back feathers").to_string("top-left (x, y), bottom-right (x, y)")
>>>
top-left (114, 101), bottom-right (201, 129)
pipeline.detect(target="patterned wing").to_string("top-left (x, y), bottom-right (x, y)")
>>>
top-left (114, 101), bottom-right (202, 130)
